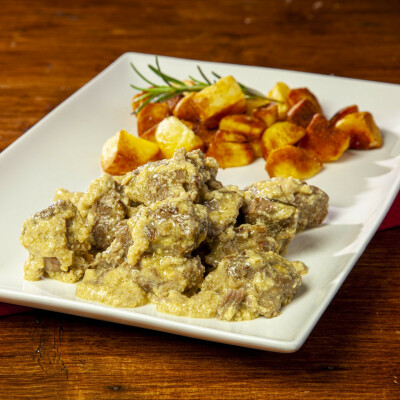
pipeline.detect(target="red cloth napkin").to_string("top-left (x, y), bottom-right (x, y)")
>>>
top-left (377, 190), bottom-right (400, 231)
top-left (1, 191), bottom-right (399, 317)
top-left (0, 302), bottom-right (31, 316)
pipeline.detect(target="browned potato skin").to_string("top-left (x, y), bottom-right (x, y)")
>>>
top-left (206, 140), bottom-right (254, 168)
top-left (261, 121), bottom-right (306, 159)
top-left (287, 98), bottom-right (320, 128)
top-left (172, 92), bottom-right (199, 122)
top-left (265, 145), bottom-right (323, 179)
top-left (192, 122), bottom-right (217, 147)
top-left (215, 130), bottom-right (248, 143)
top-left (329, 104), bottom-right (359, 128)
top-left (140, 124), bottom-right (158, 142)
top-left (252, 103), bottom-right (279, 128)
top-left (137, 102), bottom-right (171, 136)
top-left (334, 111), bottom-right (382, 149)
top-left (288, 88), bottom-right (322, 113)
top-left (180, 120), bottom-right (195, 130)
top-left (166, 94), bottom-right (184, 113)
top-left (219, 114), bottom-right (266, 140)
top-left (298, 113), bottom-right (350, 162)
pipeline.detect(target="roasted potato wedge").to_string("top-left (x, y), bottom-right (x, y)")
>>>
top-left (265, 145), bottom-right (322, 179)
top-left (137, 102), bottom-right (170, 136)
top-left (101, 129), bottom-right (160, 175)
top-left (252, 103), bottom-right (279, 128)
top-left (192, 75), bottom-right (246, 129)
top-left (155, 116), bottom-right (205, 159)
top-left (141, 117), bottom-right (197, 143)
top-left (172, 92), bottom-right (199, 121)
top-left (219, 114), bottom-right (266, 140)
top-left (287, 98), bottom-right (320, 128)
top-left (288, 87), bottom-right (322, 113)
top-left (298, 114), bottom-right (350, 162)
top-left (329, 104), bottom-right (359, 128)
top-left (261, 121), bottom-right (306, 158)
top-left (128, 69), bottom-right (382, 182)
top-left (267, 82), bottom-right (290, 120)
top-left (206, 140), bottom-right (254, 168)
top-left (334, 111), bottom-right (382, 149)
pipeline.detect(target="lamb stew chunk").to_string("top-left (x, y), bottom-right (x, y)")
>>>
top-left (21, 149), bottom-right (328, 320)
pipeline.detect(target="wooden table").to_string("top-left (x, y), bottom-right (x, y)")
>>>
top-left (1, 1), bottom-right (399, 398)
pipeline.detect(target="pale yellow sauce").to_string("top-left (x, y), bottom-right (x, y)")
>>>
top-left (21, 149), bottom-right (328, 321)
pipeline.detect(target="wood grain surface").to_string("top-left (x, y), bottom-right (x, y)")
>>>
top-left (1, 0), bottom-right (399, 398)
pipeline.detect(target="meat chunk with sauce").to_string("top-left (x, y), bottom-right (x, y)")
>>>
top-left (245, 177), bottom-right (329, 231)
top-left (203, 185), bottom-right (244, 239)
top-left (90, 219), bottom-right (134, 271)
top-left (202, 250), bottom-right (307, 320)
top-left (20, 200), bottom-right (91, 282)
top-left (77, 174), bottom-right (128, 250)
top-left (156, 249), bottom-right (307, 321)
top-left (186, 149), bottom-right (222, 195)
top-left (242, 191), bottom-right (299, 253)
top-left (206, 223), bottom-right (279, 268)
top-left (21, 149), bottom-right (329, 322)
top-left (121, 148), bottom-right (221, 206)
top-left (127, 195), bottom-right (209, 266)
top-left (135, 254), bottom-right (205, 298)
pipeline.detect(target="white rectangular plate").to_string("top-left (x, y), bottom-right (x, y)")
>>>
top-left (1, 53), bottom-right (399, 352)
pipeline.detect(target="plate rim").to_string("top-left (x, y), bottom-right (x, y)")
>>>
top-left (1, 51), bottom-right (399, 353)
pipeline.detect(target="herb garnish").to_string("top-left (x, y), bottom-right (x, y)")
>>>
top-left (130, 56), bottom-right (277, 113)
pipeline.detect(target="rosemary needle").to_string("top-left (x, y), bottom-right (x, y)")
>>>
top-left (130, 57), bottom-right (278, 113)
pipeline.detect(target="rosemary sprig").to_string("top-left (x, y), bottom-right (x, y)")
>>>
top-left (130, 56), bottom-right (277, 113)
